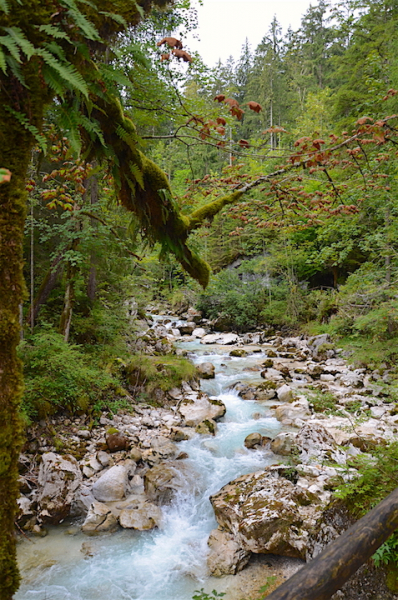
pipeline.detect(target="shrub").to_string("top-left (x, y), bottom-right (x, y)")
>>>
top-left (18, 327), bottom-right (119, 419)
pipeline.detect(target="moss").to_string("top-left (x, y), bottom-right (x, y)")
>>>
top-left (106, 427), bottom-right (119, 435)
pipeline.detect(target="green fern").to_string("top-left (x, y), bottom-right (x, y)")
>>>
top-left (0, 34), bottom-right (21, 63)
top-left (0, 0), bottom-right (9, 14)
top-left (36, 48), bottom-right (88, 97)
top-left (37, 24), bottom-right (72, 43)
top-left (99, 11), bottom-right (128, 29)
top-left (5, 107), bottom-right (47, 153)
top-left (129, 162), bottom-right (145, 190)
top-left (3, 27), bottom-right (36, 60)
top-left (60, 0), bottom-right (100, 41)
top-left (0, 46), bottom-right (6, 73)
top-left (5, 55), bottom-right (25, 85)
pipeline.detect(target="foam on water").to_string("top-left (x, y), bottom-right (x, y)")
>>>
top-left (16, 338), bottom-right (281, 600)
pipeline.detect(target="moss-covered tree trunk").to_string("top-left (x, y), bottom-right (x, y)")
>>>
top-left (0, 132), bottom-right (31, 598)
top-left (0, 75), bottom-right (48, 595)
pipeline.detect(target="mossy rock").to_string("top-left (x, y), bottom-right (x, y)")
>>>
top-left (106, 427), bottom-right (119, 435)
top-left (262, 359), bottom-right (274, 369)
top-left (229, 349), bottom-right (247, 357)
top-left (267, 350), bottom-right (277, 358)
top-left (257, 381), bottom-right (277, 391)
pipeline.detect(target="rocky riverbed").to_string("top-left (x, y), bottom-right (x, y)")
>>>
top-left (15, 307), bottom-right (398, 599)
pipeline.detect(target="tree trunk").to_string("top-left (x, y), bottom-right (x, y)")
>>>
top-left (0, 132), bottom-right (32, 598)
top-left (87, 173), bottom-right (98, 303)
top-left (26, 254), bottom-right (64, 327)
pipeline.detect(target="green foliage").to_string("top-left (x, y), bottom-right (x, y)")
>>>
top-left (197, 269), bottom-right (269, 331)
top-left (192, 590), bottom-right (225, 600)
top-left (18, 327), bottom-right (120, 419)
top-left (306, 389), bottom-right (339, 414)
top-left (124, 354), bottom-right (197, 397)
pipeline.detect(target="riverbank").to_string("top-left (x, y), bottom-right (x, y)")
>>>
top-left (15, 306), bottom-right (398, 599)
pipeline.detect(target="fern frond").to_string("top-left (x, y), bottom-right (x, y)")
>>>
top-left (36, 48), bottom-right (88, 97)
top-left (42, 64), bottom-right (67, 97)
top-left (5, 107), bottom-right (47, 153)
top-left (99, 63), bottom-right (132, 89)
top-left (115, 124), bottom-right (137, 147)
top-left (44, 40), bottom-right (67, 62)
top-left (0, 47), bottom-right (6, 73)
top-left (60, 0), bottom-right (100, 41)
top-left (0, 35), bottom-right (21, 62)
top-left (3, 27), bottom-right (35, 60)
top-left (99, 11), bottom-right (128, 29)
top-left (38, 24), bottom-right (72, 43)
top-left (56, 104), bottom-right (82, 154)
top-left (0, 0), bottom-right (9, 14)
top-left (129, 163), bottom-right (144, 190)
top-left (5, 55), bottom-right (25, 85)
top-left (78, 113), bottom-right (106, 147)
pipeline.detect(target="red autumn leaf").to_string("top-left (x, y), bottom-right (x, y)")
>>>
top-left (224, 97), bottom-right (239, 108)
top-left (312, 139), bottom-right (325, 150)
top-left (356, 116), bottom-right (373, 125)
top-left (160, 53), bottom-right (170, 62)
top-left (238, 139), bottom-right (250, 148)
top-left (216, 117), bottom-right (226, 126)
top-left (214, 94), bottom-right (225, 103)
top-left (230, 106), bottom-right (244, 120)
top-left (246, 101), bottom-right (262, 113)
top-left (172, 49), bottom-right (192, 63)
top-left (157, 37), bottom-right (183, 49)
top-left (216, 127), bottom-right (225, 135)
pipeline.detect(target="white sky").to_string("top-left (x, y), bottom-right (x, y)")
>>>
top-left (186, 0), bottom-right (320, 66)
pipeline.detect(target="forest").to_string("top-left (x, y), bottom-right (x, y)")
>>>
top-left (1, 0), bottom-right (398, 598)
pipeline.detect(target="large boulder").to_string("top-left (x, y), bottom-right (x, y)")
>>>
top-left (210, 466), bottom-right (323, 560)
top-left (274, 399), bottom-right (311, 425)
top-left (207, 528), bottom-right (250, 576)
top-left (197, 362), bottom-right (216, 379)
top-left (271, 432), bottom-right (298, 456)
top-left (178, 392), bottom-right (226, 426)
top-left (277, 384), bottom-right (293, 403)
top-left (119, 499), bottom-right (162, 530)
top-left (92, 464), bottom-right (133, 502)
top-left (295, 423), bottom-right (346, 465)
top-left (37, 453), bottom-right (83, 524)
top-left (201, 333), bottom-right (239, 345)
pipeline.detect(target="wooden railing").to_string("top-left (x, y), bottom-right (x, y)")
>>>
top-left (265, 487), bottom-right (398, 600)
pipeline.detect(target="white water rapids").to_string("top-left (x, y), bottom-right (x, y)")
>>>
top-left (16, 338), bottom-right (283, 600)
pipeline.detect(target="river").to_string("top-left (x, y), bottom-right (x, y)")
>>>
top-left (16, 324), bottom-right (297, 600)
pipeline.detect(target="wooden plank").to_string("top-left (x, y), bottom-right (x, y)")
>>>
top-left (265, 487), bottom-right (398, 600)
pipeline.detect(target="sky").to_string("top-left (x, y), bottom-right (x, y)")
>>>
top-left (186, 0), bottom-right (320, 66)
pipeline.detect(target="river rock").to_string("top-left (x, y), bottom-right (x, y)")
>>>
top-left (178, 323), bottom-right (196, 335)
top-left (308, 334), bottom-right (332, 360)
top-left (271, 432), bottom-right (298, 456)
top-left (192, 327), bottom-right (207, 338)
top-left (207, 528), bottom-right (251, 576)
top-left (210, 466), bottom-right (323, 560)
top-left (274, 399), bottom-right (311, 425)
top-left (255, 382), bottom-right (277, 401)
top-left (119, 500), bottom-right (162, 530)
top-left (81, 501), bottom-right (119, 535)
top-left (150, 436), bottom-right (178, 459)
top-left (144, 461), bottom-right (194, 504)
top-left (106, 432), bottom-right (130, 452)
top-left (92, 464), bottom-right (132, 502)
top-left (277, 384), bottom-right (293, 403)
top-left (244, 432), bottom-right (263, 449)
top-left (37, 453), bottom-right (83, 524)
top-left (201, 333), bottom-right (239, 345)
top-left (197, 362), bottom-right (215, 379)
top-left (178, 392), bottom-right (226, 426)
top-left (196, 419), bottom-right (217, 435)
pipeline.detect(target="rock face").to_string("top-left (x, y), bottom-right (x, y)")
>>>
top-left (37, 453), bottom-right (83, 524)
top-left (210, 466), bottom-right (323, 564)
top-left (92, 464), bottom-right (132, 502)
top-left (197, 362), bottom-right (215, 379)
